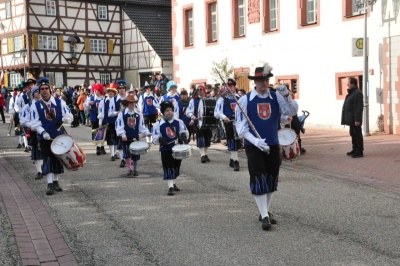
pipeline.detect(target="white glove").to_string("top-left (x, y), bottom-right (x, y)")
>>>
top-left (62, 117), bottom-right (72, 124)
top-left (276, 85), bottom-right (289, 97)
top-left (42, 132), bottom-right (51, 140)
top-left (253, 138), bottom-right (270, 153)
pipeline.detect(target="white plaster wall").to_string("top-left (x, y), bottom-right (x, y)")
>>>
top-left (173, 1), bottom-right (395, 131)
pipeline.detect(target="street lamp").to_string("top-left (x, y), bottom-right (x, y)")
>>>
top-left (355, 0), bottom-right (377, 136)
top-left (20, 48), bottom-right (27, 81)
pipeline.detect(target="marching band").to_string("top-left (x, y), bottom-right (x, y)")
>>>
top-left (5, 63), bottom-right (302, 231)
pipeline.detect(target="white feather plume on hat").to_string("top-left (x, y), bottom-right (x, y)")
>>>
top-left (263, 62), bottom-right (273, 76)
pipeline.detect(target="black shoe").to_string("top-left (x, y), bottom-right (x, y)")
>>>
top-left (133, 170), bottom-right (138, 177)
top-left (24, 147), bottom-right (29, 152)
top-left (53, 181), bottom-right (63, 192)
top-left (346, 150), bottom-right (356, 156)
top-left (96, 146), bottom-right (101, 155)
top-left (352, 152), bottom-right (364, 158)
top-left (120, 159), bottom-right (126, 168)
top-left (46, 183), bottom-right (54, 195)
top-left (201, 156), bottom-right (207, 163)
top-left (259, 213), bottom-right (277, 225)
top-left (229, 159), bottom-right (234, 168)
top-left (212, 139), bottom-right (221, 143)
top-left (167, 187), bottom-right (175, 196)
top-left (233, 160), bottom-right (239, 171)
top-left (300, 148), bottom-right (306, 155)
top-left (101, 146), bottom-right (106, 155)
top-left (205, 155), bottom-right (210, 162)
top-left (35, 172), bottom-right (43, 180)
top-left (17, 143), bottom-right (22, 149)
top-left (173, 184), bottom-right (180, 191)
top-left (114, 153), bottom-right (119, 159)
top-left (111, 156), bottom-right (115, 161)
top-left (261, 216), bottom-right (271, 230)
top-left (127, 170), bottom-right (134, 177)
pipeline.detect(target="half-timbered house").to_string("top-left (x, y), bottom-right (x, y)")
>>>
top-left (0, 0), bottom-right (172, 89)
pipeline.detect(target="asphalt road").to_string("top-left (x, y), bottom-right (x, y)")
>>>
top-left (0, 122), bottom-right (399, 266)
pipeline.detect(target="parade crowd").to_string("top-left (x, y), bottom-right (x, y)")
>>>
top-left (1, 64), bottom-right (364, 231)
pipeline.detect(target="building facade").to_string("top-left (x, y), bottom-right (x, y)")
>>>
top-left (0, 0), bottom-right (172, 89)
top-left (171, 0), bottom-right (400, 134)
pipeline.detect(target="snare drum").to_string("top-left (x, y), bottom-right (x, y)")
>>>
top-left (129, 141), bottom-right (150, 155)
top-left (278, 128), bottom-right (300, 161)
top-left (172, 144), bottom-right (193, 159)
top-left (198, 98), bottom-right (218, 129)
top-left (51, 135), bottom-right (86, 170)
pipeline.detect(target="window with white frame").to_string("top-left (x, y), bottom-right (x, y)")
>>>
top-left (352, 0), bottom-right (362, 14)
top-left (238, 0), bottom-right (245, 36)
top-left (90, 39), bottom-right (107, 53)
top-left (98, 5), bottom-right (108, 20)
top-left (14, 36), bottom-right (22, 52)
top-left (46, 0), bottom-right (56, 16)
top-left (100, 73), bottom-right (111, 85)
top-left (186, 9), bottom-right (193, 46)
top-left (269, 0), bottom-right (278, 30)
top-left (5, 2), bottom-right (11, 19)
top-left (38, 35), bottom-right (58, 50)
top-left (306, 0), bottom-right (317, 24)
top-left (46, 72), bottom-right (64, 87)
top-left (211, 3), bottom-right (217, 41)
top-left (10, 73), bottom-right (22, 87)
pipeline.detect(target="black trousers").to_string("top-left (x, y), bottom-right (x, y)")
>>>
top-left (0, 106), bottom-right (5, 123)
top-left (349, 125), bottom-right (363, 153)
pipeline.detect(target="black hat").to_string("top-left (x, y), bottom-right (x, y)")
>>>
top-left (227, 79), bottom-right (236, 86)
top-left (248, 63), bottom-right (274, 80)
top-left (116, 79), bottom-right (127, 88)
top-left (36, 77), bottom-right (50, 89)
top-left (160, 101), bottom-right (174, 114)
top-left (26, 78), bottom-right (37, 84)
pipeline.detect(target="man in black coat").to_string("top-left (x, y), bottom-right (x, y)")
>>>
top-left (341, 77), bottom-right (364, 158)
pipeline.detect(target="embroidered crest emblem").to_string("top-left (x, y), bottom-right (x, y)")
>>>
top-left (45, 108), bottom-right (56, 121)
top-left (257, 103), bottom-right (271, 120)
top-left (146, 98), bottom-right (153, 106)
top-left (127, 117), bottom-right (136, 128)
top-left (230, 103), bottom-right (236, 111)
top-left (166, 127), bottom-right (176, 138)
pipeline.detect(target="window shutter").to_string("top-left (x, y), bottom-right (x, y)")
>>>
top-left (301, 0), bottom-right (307, 25)
top-left (32, 34), bottom-right (38, 50)
top-left (85, 38), bottom-right (90, 53)
top-left (58, 35), bottom-right (64, 51)
top-left (7, 38), bottom-right (14, 53)
top-left (4, 73), bottom-right (9, 87)
top-left (22, 34), bottom-right (26, 48)
top-left (107, 39), bottom-right (114, 54)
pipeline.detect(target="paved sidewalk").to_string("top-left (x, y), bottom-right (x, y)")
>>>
top-left (0, 156), bottom-right (78, 266)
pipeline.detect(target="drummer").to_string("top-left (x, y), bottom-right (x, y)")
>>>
top-left (19, 85), bottom-right (44, 180)
top-left (30, 77), bottom-right (73, 195)
top-left (153, 101), bottom-right (189, 196)
top-left (98, 82), bottom-right (119, 161)
top-left (84, 83), bottom-right (105, 155)
top-left (115, 95), bottom-right (152, 177)
top-left (137, 82), bottom-right (160, 144)
top-left (186, 85), bottom-right (212, 163)
top-left (109, 80), bottom-right (128, 168)
top-left (214, 78), bottom-right (242, 171)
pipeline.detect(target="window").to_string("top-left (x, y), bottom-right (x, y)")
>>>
top-left (351, 0), bottom-right (362, 14)
top-left (10, 73), bottom-right (22, 87)
top-left (46, 72), bottom-right (64, 87)
top-left (233, 0), bottom-right (245, 37)
top-left (335, 72), bottom-right (362, 100)
top-left (38, 35), bottom-right (58, 50)
top-left (90, 39), bottom-right (107, 53)
top-left (100, 73), bottom-right (111, 85)
top-left (5, 2), bottom-right (11, 19)
top-left (46, 0), bottom-right (56, 16)
top-left (207, 2), bottom-right (218, 43)
top-left (343, 0), bottom-right (365, 19)
top-left (14, 36), bottom-right (22, 52)
top-left (298, 0), bottom-right (320, 28)
top-left (184, 7), bottom-right (194, 47)
top-left (263, 0), bottom-right (279, 32)
top-left (98, 5), bottom-right (108, 20)
top-left (276, 75), bottom-right (300, 99)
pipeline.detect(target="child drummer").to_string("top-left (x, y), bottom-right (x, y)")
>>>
top-left (116, 95), bottom-right (151, 177)
top-left (153, 101), bottom-right (189, 196)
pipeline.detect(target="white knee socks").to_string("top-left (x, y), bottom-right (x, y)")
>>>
top-left (231, 151), bottom-right (238, 161)
top-left (167, 180), bottom-right (174, 188)
top-left (34, 160), bottom-right (43, 173)
top-left (254, 194), bottom-right (268, 219)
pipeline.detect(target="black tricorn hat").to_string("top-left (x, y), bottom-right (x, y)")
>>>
top-left (248, 63), bottom-right (274, 80)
